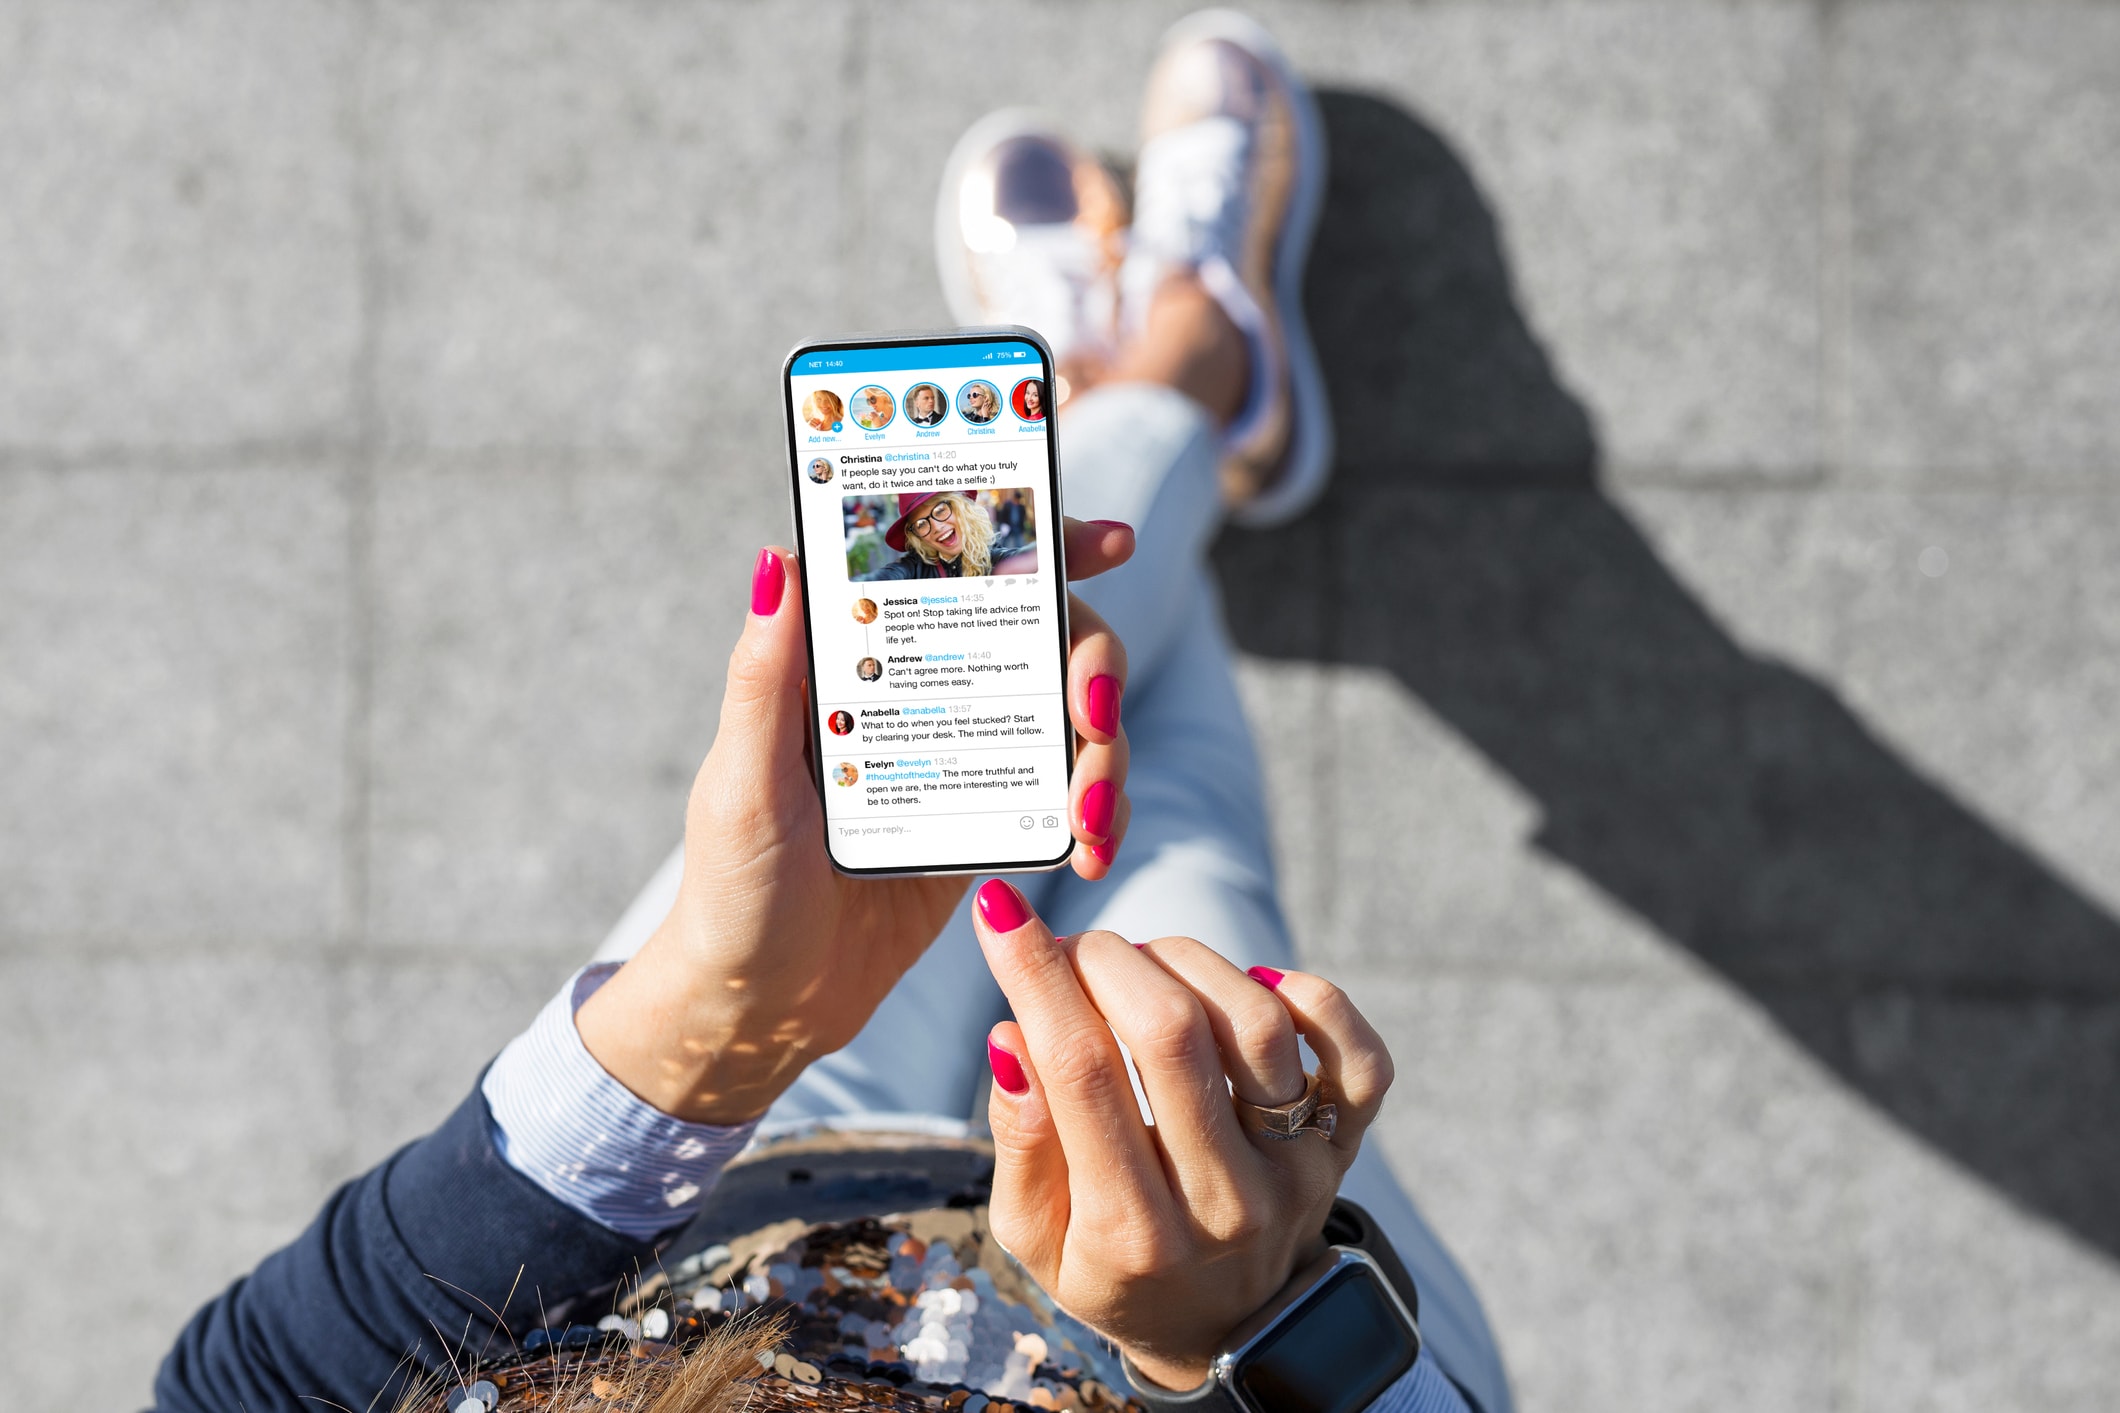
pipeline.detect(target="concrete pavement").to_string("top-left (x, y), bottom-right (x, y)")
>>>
top-left (5, 3), bottom-right (2118, 1408)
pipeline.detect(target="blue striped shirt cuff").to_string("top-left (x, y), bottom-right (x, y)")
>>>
top-left (1369, 1349), bottom-right (1475, 1413)
top-left (482, 963), bottom-right (759, 1241)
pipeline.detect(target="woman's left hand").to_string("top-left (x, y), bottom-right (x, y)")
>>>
top-left (971, 880), bottom-right (1396, 1392)
top-left (574, 518), bottom-right (1134, 1126)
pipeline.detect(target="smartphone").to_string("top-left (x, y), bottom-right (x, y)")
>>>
top-left (782, 327), bottom-right (1072, 877)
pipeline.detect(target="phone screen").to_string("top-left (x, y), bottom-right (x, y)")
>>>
top-left (783, 332), bottom-right (1072, 875)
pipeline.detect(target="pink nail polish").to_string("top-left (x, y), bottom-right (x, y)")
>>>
top-left (749, 548), bottom-right (783, 616)
top-left (976, 878), bottom-right (1033, 933)
top-left (987, 1038), bottom-right (1029, 1094)
top-left (1091, 518), bottom-right (1133, 532)
top-left (1086, 675), bottom-right (1121, 736)
top-left (1080, 780), bottom-right (1115, 838)
top-left (1090, 840), bottom-right (1114, 866)
top-left (1247, 965), bottom-right (1285, 990)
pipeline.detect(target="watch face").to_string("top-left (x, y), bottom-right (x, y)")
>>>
top-left (1235, 1265), bottom-right (1418, 1413)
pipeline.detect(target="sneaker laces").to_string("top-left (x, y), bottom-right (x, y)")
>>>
top-left (1128, 115), bottom-right (1254, 274)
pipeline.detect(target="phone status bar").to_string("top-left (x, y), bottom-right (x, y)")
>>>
top-left (791, 340), bottom-right (1044, 377)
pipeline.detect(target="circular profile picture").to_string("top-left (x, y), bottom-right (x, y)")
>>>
top-left (957, 379), bottom-right (1002, 425)
top-left (827, 710), bottom-right (854, 736)
top-left (851, 597), bottom-right (878, 624)
top-left (807, 456), bottom-right (834, 484)
top-left (904, 382), bottom-right (949, 428)
top-left (851, 385), bottom-right (895, 431)
top-left (801, 389), bottom-right (845, 433)
top-left (1011, 377), bottom-right (1047, 421)
top-left (856, 655), bottom-right (882, 682)
top-left (833, 762), bottom-right (859, 786)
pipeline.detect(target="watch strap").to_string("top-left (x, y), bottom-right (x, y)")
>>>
top-left (1120, 1351), bottom-right (1245, 1413)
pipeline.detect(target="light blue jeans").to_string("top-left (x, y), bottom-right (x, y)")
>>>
top-left (598, 384), bottom-right (1512, 1413)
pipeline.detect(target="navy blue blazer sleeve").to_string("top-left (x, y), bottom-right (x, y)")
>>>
top-left (152, 1084), bottom-right (661, 1413)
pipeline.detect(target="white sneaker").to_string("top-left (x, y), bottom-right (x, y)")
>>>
top-left (935, 110), bottom-right (1128, 374)
top-left (1124, 9), bottom-right (1331, 526)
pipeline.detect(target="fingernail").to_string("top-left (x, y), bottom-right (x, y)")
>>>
top-left (1130, 941), bottom-right (1145, 950)
top-left (1091, 518), bottom-right (1132, 532)
top-left (976, 878), bottom-right (1033, 933)
top-left (987, 1038), bottom-right (1029, 1095)
top-left (1247, 965), bottom-right (1285, 990)
top-left (749, 548), bottom-right (783, 616)
top-left (1086, 675), bottom-right (1121, 736)
top-left (1080, 780), bottom-right (1115, 838)
top-left (1090, 840), bottom-right (1115, 866)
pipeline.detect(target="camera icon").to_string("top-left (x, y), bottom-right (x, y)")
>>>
top-left (1042, 816), bottom-right (1059, 829)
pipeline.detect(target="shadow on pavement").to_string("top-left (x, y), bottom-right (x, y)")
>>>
top-left (1215, 91), bottom-right (2120, 1255)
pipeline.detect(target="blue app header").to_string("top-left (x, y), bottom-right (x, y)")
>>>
top-left (791, 339), bottom-right (1044, 377)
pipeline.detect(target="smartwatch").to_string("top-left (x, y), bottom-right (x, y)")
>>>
top-left (1121, 1199), bottom-right (1422, 1413)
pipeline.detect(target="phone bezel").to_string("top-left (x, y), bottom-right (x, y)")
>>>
top-left (781, 326), bottom-right (1074, 879)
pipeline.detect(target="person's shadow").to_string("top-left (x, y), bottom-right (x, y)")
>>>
top-left (1215, 91), bottom-right (2120, 1257)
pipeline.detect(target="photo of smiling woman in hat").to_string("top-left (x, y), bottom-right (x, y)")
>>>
top-left (846, 488), bottom-right (1043, 581)
top-left (862, 489), bottom-right (993, 580)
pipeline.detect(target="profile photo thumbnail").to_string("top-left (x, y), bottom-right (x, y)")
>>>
top-left (957, 379), bottom-right (1001, 425)
top-left (856, 656), bottom-right (883, 682)
top-left (827, 710), bottom-right (854, 736)
top-left (801, 389), bottom-right (844, 432)
top-left (851, 597), bottom-right (878, 624)
top-left (833, 762), bottom-right (859, 786)
top-left (905, 382), bottom-right (948, 427)
top-left (851, 386), bottom-right (895, 430)
top-left (840, 487), bottom-right (1040, 582)
top-left (808, 456), bottom-right (835, 484)
top-left (1011, 377), bottom-right (1047, 421)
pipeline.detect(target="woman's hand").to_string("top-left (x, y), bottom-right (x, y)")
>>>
top-left (971, 880), bottom-right (1395, 1391)
top-left (574, 519), bottom-right (1135, 1125)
